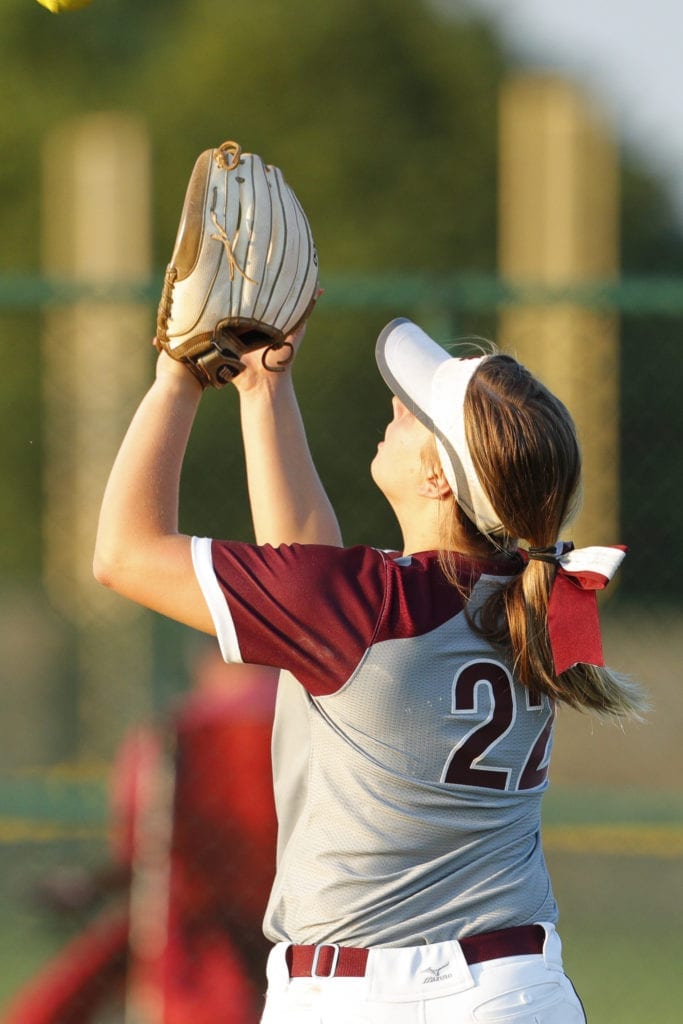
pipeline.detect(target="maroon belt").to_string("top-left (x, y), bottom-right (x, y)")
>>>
top-left (287, 924), bottom-right (545, 979)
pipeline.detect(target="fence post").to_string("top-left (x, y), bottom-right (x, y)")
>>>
top-left (497, 75), bottom-right (620, 547)
top-left (41, 112), bottom-right (154, 761)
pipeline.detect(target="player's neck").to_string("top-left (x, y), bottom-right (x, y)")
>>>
top-left (399, 503), bottom-right (498, 562)
top-left (397, 503), bottom-right (446, 557)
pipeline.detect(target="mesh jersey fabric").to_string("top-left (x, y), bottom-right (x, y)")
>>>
top-left (191, 539), bottom-right (558, 946)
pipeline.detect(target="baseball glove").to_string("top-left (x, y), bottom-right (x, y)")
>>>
top-left (156, 140), bottom-right (319, 388)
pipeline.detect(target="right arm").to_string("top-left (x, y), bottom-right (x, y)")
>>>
top-left (232, 326), bottom-right (343, 547)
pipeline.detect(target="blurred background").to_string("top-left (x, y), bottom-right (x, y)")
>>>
top-left (1, 0), bottom-right (681, 1021)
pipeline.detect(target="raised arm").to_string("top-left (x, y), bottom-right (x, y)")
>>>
top-left (93, 353), bottom-right (214, 634)
top-left (94, 324), bottom-right (340, 631)
top-left (232, 326), bottom-right (343, 547)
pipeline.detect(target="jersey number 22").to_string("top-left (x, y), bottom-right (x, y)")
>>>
top-left (442, 659), bottom-right (554, 791)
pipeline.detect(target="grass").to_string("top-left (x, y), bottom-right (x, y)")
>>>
top-left (549, 853), bottom-right (683, 1023)
top-left (0, 839), bottom-right (108, 1008)
top-left (561, 923), bottom-right (683, 1024)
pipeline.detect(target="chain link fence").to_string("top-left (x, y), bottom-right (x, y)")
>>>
top-left (0, 278), bottom-right (681, 1022)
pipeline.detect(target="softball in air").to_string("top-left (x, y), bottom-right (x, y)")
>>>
top-left (35, 0), bottom-right (93, 12)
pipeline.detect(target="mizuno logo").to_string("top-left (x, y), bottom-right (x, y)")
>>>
top-left (422, 962), bottom-right (453, 983)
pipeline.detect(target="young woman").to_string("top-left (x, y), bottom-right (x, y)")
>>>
top-left (94, 315), bottom-right (645, 1023)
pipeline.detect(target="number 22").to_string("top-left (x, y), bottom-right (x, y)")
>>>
top-left (442, 659), bottom-right (554, 791)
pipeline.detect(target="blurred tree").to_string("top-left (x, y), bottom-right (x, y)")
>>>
top-left (0, 0), bottom-right (186, 575)
top-left (0, 0), bottom-right (510, 563)
top-left (618, 160), bottom-right (683, 596)
top-left (123, 0), bottom-right (509, 546)
top-left (0, 0), bottom-right (681, 587)
top-left (0, 0), bottom-right (510, 273)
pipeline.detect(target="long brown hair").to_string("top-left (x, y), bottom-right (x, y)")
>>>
top-left (440, 353), bottom-right (646, 719)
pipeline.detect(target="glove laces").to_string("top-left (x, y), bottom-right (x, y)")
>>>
top-left (210, 140), bottom-right (256, 283)
top-left (210, 210), bottom-right (256, 284)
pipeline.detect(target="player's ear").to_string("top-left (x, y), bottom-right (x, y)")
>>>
top-left (417, 464), bottom-right (452, 500)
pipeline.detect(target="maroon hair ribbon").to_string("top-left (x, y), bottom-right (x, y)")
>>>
top-left (526, 543), bottom-right (627, 675)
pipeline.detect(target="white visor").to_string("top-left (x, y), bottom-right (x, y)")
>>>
top-left (375, 318), bottom-right (503, 535)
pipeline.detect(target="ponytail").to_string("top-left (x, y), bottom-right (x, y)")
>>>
top-left (449, 354), bottom-right (648, 720)
top-left (475, 559), bottom-right (647, 719)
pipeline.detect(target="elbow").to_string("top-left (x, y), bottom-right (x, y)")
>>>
top-left (93, 553), bottom-right (112, 589)
top-left (93, 517), bottom-right (140, 592)
top-left (92, 548), bottom-right (119, 591)
top-left (93, 534), bottom-right (169, 602)
top-left (92, 541), bottom-right (133, 593)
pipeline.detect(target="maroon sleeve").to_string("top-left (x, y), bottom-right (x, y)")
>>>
top-left (209, 542), bottom-right (389, 696)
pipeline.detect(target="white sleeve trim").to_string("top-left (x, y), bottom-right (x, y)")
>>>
top-left (190, 536), bottom-right (243, 663)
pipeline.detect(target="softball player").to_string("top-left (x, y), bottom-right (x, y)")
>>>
top-left (94, 316), bottom-right (646, 1023)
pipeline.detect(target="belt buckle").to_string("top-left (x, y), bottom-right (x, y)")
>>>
top-left (311, 942), bottom-right (341, 978)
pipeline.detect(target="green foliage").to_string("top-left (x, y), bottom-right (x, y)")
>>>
top-left (0, 0), bottom-right (508, 570)
top-left (0, 313), bottom-right (43, 578)
top-left (130, 0), bottom-right (506, 273)
top-left (618, 161), bottom-right (683, 593)
top-left (1, 0), bottom-right (509, 275)
top-left (0, 0), bottom-right (682, 587)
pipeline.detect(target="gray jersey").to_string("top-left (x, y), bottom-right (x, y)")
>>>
top-left (192, 538), bottom-right (558, 947)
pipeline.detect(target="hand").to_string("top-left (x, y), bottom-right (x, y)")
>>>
top-left (230, 322), bottom-right (309, 395)
top-left (153, 342), bottom-right (205, 393)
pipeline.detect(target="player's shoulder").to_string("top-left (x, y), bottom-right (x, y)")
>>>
top-left (373, 548), bottom-right (518, 641)
top-left (382, 548), bottom-right (515, 584)
top-left (210, 539), bottom-right (393, 608)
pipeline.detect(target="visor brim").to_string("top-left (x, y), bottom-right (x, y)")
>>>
top-left (375, 318), bottom-right (450, 432)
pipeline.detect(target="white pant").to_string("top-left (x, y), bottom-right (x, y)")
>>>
top-left (260, 924), bottom-right (586, 1023)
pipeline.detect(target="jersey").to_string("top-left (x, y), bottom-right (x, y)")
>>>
top-left (191, 538), bottom-right (558, 948)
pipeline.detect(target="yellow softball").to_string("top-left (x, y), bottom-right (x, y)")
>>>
top-left (35, 0), bottom-right (93, 12)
